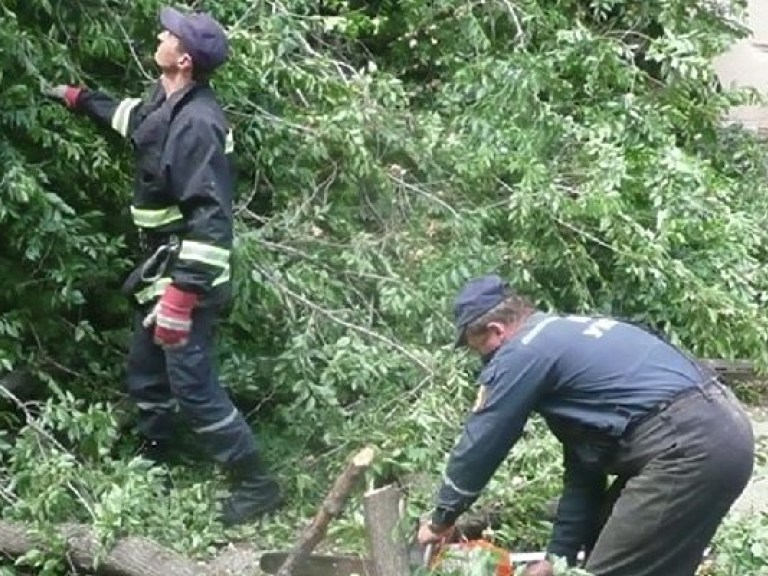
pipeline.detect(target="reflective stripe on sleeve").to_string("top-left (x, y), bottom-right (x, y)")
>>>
top-left (225, 129), bottom-right (234, 154)
top-left (212, 267), bottom-right (230, 286)
top-left (135, 277), bottom-right (172, 304)
top-left (111, 98), bottom-right (142, 137)
top-left (133, 267), bottom-right (229, 304)
top-left (131, 206), bottom-right (184, 228)
top-left (178, 240), bottom-right (230, 268)
top-left (441, 472), bottom-right (482, 498)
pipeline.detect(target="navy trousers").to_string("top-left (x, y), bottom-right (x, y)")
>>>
top-left (125, 306), bottom-right (257, 465)
top-left (584, 382), bottom-right (754, 576)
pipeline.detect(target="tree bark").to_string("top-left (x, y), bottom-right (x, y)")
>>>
top-left (363, 484), bottom-right (411, 576)
top-left (0, 447), bottom-right (377, 576)
top-left (0, 520), bottom-right (206, 576)
top-left (276, 446), bottom-right (376, 576)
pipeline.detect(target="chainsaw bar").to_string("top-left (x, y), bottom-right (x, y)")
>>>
top-left (258, 550), bottom-right (552, 576)
top-left (259, 552), bottom-right (373, 576)
top-left (260, 544), bottom-right (709, 575)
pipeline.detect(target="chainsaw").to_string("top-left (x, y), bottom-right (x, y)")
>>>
top-left (259, 538), bottom-right (558, 576)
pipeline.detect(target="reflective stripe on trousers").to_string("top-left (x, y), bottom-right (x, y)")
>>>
top-left (125, 306), bottom-right (258, 464)
top-left (136, 399), bottom-right (178, 412)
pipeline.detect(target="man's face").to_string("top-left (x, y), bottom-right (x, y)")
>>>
top-left (155, 30), bottom-right (192, 72)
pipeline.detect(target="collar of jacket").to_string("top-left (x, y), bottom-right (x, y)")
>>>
top-left (165, 80), bottom-right (203, 107)
top-left (148, 79), bottom-right (208, 115)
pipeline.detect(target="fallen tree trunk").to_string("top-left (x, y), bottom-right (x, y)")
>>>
top-left (0, 520), bottom-right (206, 576)
top-left (276, 445), bottom-right (376, 576)
top-left (0, 448), bottom-right (377, 576)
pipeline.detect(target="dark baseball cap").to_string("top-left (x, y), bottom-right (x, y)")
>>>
top-left (453, 275), bottom-right (513, 347)
top-left (160, 6), bottom-right (229, 72)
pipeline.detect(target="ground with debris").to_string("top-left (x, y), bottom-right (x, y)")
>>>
top-left (730, 407), bottom-right (768, 516)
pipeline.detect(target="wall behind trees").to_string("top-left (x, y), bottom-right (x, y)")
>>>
top-left (714, 0), bottom-right (768, 131)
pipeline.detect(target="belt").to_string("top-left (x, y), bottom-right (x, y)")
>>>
top-left (624, 380), bottom-right (720, 437)
top-left (139, 236), bottom-right (180, 282)
top-left (138, 229), bottom-right (176, 254)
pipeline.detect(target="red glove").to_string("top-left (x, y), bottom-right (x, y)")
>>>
top-left (149, 285), bottom-right (198, 349)
top-left (43, 85), bottom-right (83, 109)
top-left (62, 86), bottom-right (82, 108)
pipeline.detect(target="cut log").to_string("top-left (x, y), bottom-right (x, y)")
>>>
top-left (207, 543), bottom-right (261, 576)
top-left (363, 484), bottom-right (411, 576)
top-left (276, 446), bottom-right (376, 576)
top-left (0, 520), bottom-right (206, 576)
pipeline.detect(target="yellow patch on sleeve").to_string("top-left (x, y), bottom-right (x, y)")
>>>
top-left (473, 385), bottom-right (489, 412)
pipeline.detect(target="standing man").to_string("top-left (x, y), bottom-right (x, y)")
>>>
top-left (417, 275), bottom-right (754, 576)
top-left (45, 6), bottom-right (281, 526)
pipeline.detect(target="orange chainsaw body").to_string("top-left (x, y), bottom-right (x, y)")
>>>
top-left (429, 539), bottom-right (514, 575)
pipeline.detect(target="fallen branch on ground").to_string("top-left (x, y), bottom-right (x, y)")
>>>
top-left (276, 445), bottom-right (376, 576)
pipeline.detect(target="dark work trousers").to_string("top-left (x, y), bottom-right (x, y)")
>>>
top-left (584, 382), bottom-right (754, 576)
top-left (125, 306), bottom-right (258, 465)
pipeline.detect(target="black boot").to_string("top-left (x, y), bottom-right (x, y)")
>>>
top-left (137, 433), bottom-right (204, 468)
top-left (136, 438), bottom-right (175, 493)
top-left (138, 438), bottom-right (175, 466)
top-left (220, 452), bottom-right (282, 527)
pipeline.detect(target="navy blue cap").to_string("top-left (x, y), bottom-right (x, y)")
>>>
top-left (453, 275), bottom-right (513, 347)
top-left (160, 7), bottom-right (229, 72)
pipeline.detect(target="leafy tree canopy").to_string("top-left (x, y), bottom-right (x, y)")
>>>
top-left (2, 0), bottom-right (768, 573)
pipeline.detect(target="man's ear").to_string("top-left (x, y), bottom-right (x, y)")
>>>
top-left (486, 321), bottom-right (507, 337)
top-left (178, 52), bottom-right (194, 71)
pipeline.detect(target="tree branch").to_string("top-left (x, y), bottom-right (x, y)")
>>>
top-left (254, 265), bottom-right (435, 374)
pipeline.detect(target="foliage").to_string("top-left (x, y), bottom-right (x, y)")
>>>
top-left (711, 510), bottom-right (768, 576)
top-left (2, 0), bottom-right (768, 574)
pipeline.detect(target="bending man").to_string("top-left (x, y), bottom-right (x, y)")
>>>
top-left (418, 275), bottom-right (753, 576)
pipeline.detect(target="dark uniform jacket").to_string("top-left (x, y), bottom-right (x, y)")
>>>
top-left (433, 312), bottom-right (707, 562)
top-left (72, 81), bottom-right (234, 306)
